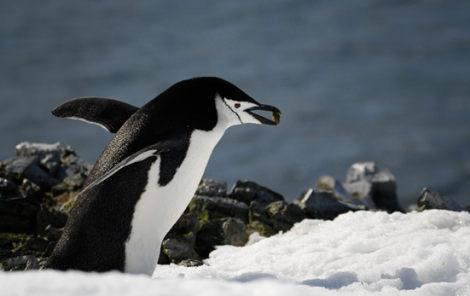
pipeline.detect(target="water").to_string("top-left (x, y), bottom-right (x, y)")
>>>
top-left (1, 0), bottom-right (469, 207)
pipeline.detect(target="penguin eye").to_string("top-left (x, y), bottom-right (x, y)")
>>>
top-left (234, 103), bottom-right (241, 109)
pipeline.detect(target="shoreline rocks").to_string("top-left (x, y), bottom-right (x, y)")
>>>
top-left (0, 142), bottom-right (468, 271)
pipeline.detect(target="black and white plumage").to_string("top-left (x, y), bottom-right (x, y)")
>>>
top-left (45, 77), bottom-right (280, 275)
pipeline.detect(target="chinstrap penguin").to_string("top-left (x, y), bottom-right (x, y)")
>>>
top-left (45, 77), bottom-right (281, 275)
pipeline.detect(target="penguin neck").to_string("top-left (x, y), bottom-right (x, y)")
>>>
top-left (183, 96), bottom-right (239, 153)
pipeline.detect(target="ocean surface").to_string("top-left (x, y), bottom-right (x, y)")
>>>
top-left (1, 0), bottom-right (469, 207)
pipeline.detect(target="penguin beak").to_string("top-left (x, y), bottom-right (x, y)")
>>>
top-left (245, 104), bottom-right (281, 126)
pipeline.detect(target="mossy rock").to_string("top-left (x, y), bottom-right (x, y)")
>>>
top-left (195, 217), bottom-right (247, 258)
top-left (246, 220), bottom-right (277, 237)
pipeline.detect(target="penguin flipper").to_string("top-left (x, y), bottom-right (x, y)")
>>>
top-left (52, 97), bottom-right (139, 133)
top-left (80, 139), bottom-right (183, 194)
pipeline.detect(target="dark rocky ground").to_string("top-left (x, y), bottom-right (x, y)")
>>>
top-left (1, 142), bottom-right (468, 271)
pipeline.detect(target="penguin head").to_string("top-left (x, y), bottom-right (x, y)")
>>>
top-left (148, 77), bottom-right (280, 133)
top-left (179, 77), bottom-right (281, 130)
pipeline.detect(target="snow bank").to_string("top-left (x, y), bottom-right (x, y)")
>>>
top-left (2, 210), bottom-right (470, 296)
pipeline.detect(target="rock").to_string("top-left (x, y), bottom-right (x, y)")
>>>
top-left (196, 218), bottom-right (247, 258)
top-left (416, 188), bottom-right (465, 212)
top-left (344, 162), bottom-right (402, 213)
top-left (165, 213), bottom-right (199, 244)
top-left (53, 191), bottom-right (79, 214)
top-left (54, 145), bottom-right (92, 190)
top-left (1, 142), bottom-right (91, 194)
top-left (2, 156), bottom-right (50, 187)
top-left (15, 142), bottom-right (62, 157)
top-left (161, 238), bottom-right (202, 264)
top-left (0, 235), bottom-right (14, 250)
top-left (159, 213), bottom-right (201, 264)
top-left (229, 180), bottom-right (284, 205)
top-left (15, 142), bottom-right (63, 176)
top-left (246, 220), bottom-right (278, 237)
top-left (0, 178), bottom-right (19, 196)
top-left (0, 235), bottom-right (14, 262)
top-left (0, 253), bottom-right (12, 264)
top-left (0, 215), bottom-right (32, 234)
top-left (221, 218), bottom-right (248, 247)
top-left (157, 249), bottom-right (171, 265)
top-left (0, 196), bottom-right (39, 233)
top-left (346, 162), bottom-right (378, 183)
top-left (44, 225), bottom-right (62, 241)
top-left (36, 205), bottom-right (68, 235)
top-left (50, 183), bottom-right (70, 197)
top-left (0, 232), bottom-right (46, 265)
top-left (26, 237), bottom-right (48, 252)
top-left (0, 255), bottom-right (39, 271)
top-left (195, 179), bottom-right (227, 197)
top-left (317, 175), bottom-right (350, 199)
top-left (56, 163), bottom-right (89, 190)
top-left (19, 178), bottom-right (44, 202)
top-left (265, 201), bottom-right (306, 230)
top-left (295, 189), bottom-right (362, 220)
top-left (189, 196), bottom-right (249, 223)
top-left (60, 148), bottom-right (93, 170)
top-left (316, 175), bottom-right (375, 209)
top-left (0, 180), bottom-right (66, 235)
top-left (250, 200), bottom-right (306, 233)
top-left (178, 259), bottom-right (203, 267)
top-left (342, 180), bottom-right (372, 199)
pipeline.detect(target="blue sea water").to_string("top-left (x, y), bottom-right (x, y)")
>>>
top-left (1, 0), bottom-right (469, 207)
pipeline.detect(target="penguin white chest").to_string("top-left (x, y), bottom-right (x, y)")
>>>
top-left (124, 128), bottom-right (225, 275)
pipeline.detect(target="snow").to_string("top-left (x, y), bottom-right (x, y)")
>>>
top-left (2, 210), bottom-right (470, 296)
